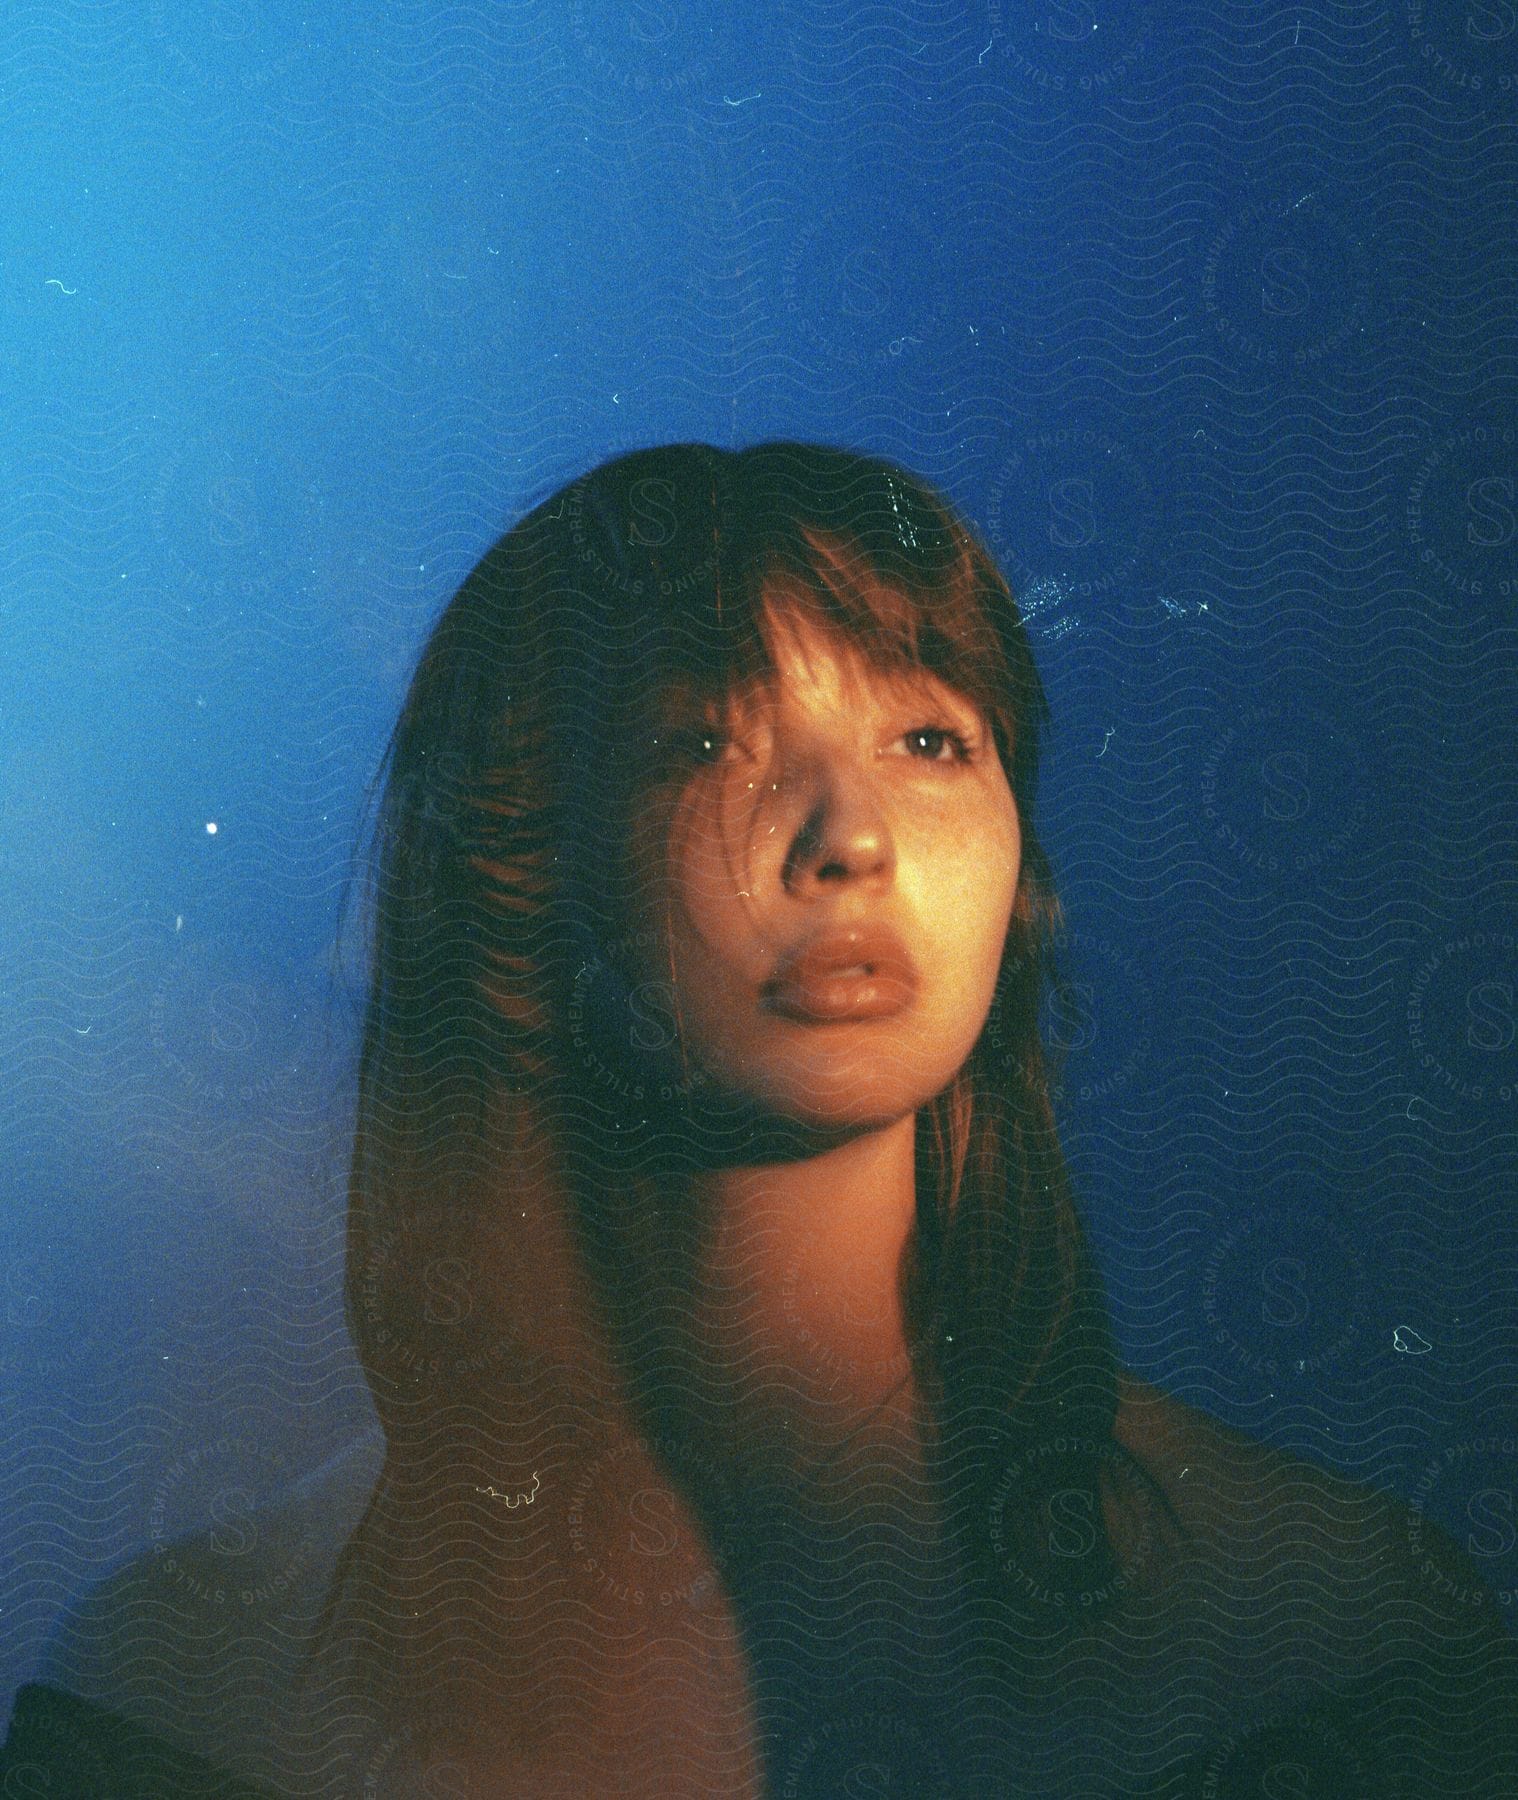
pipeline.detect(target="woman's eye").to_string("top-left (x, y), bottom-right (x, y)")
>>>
top-left (896, 725), bottom-right (974, 763)
top-left (656, 722), bottom-right (973, 769)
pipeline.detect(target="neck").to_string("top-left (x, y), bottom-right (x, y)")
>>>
top-left (699, 1112), bottom-right (917, 1367)
top-left (447, 1094), bottom-right (927, 1525)
top-left (469, 1095), bottom-right (924, 1468)
top-left (670, 1111), bottom-right (923, 1486)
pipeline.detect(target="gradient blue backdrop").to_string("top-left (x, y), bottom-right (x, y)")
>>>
top-left (3, 0), bottom-right (1516, 1731)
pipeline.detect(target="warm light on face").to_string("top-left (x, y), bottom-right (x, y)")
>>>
top-left (621, 608), bottom-right (1022, 1137)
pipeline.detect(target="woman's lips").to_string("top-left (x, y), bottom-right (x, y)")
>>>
top-left (761, 925), bottom-right (918, 1024)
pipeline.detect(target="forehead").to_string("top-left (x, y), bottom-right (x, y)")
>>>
top-left (760, 608), bottom-right (923, 700)
top-left (654, 599), bottom-right (965, 722)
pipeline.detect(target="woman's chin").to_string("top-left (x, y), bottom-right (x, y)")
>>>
top-left (747, 1038), bottom-right (965, 1125)
top-left (613, 1066), bottom-right (916, 1168)
top-left (697, 1061), bottom-right (939, 1149)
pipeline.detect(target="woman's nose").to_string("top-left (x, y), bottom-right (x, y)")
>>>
top-left (778, 763), bottom-right (895, 897)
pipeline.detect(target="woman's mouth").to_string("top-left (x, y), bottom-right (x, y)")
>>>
top-left (761, 925), bottom-right (918, 1024)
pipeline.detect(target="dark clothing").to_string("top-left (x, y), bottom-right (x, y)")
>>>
top-left (0, 1682), bottom-right (279, 1799)
top-left (5, 1662), bottom-right (1512, 1798)
top-left (9, 1407), bottom-right (1517, 1796)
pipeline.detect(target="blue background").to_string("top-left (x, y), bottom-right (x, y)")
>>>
top-left (3, 0), bottom-right (1516, 1728)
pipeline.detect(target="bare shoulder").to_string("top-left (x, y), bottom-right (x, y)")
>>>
top-left (1113, 1371), bottom-right (1505, 1616)
top-left (33, 1430), bottom-right (384, 1783)
top-left (1106, 1372), bottom-right (1518, 1788)
top-left (1118, 1374), bottom-right (1470, 1570)
top-left (32, 1427), bottom-right (766, 1796)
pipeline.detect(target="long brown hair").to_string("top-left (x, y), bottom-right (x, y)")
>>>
top-left (319, 442), bottom-right (1175, 1725)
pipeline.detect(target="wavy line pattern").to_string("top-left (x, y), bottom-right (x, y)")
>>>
top-left (2, 0), bottom-right (1516, 1793)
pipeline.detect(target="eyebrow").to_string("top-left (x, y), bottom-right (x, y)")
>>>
top-left (693, 675), bottom-right (981, 739)
top-left (645, 626), bottom-right (983, 727)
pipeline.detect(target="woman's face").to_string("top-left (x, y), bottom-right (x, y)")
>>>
top-left (620, 605), bottom-right (1022, 1138)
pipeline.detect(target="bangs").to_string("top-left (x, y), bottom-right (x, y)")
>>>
top-left (625, 512), bottom-right (1020, 767)
top-left (761, 523), bottom-right (1012, 733)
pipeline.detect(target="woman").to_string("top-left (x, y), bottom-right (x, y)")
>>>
top-left (310, 438), bottom-right (1175, 1793)
top-left (9, 442), bottom-right (1517, 1796)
